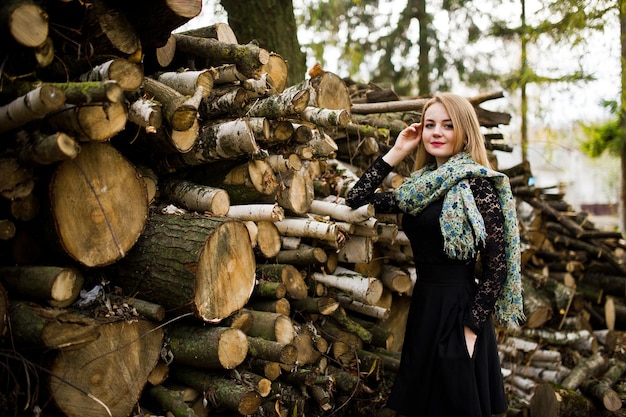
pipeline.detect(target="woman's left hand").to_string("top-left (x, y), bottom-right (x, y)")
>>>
top-left (464, 326), bottom-right (477, 358)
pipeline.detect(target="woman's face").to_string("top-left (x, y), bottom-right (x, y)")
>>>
top-left (422, 102), bottom-right (457, 166)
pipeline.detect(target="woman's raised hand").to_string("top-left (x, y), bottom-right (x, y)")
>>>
top-left (382, 123), bottom-right (422, 167)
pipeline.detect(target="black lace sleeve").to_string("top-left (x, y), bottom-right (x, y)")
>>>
top-left (345, 156), bottom-right (399, 213)
top-left (463, 177), bottom-right (507, 334)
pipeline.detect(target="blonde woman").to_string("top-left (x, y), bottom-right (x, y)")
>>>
top-left (346, 93), bottom-right (523, 417)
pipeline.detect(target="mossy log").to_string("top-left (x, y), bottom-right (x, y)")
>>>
top-left (167, 324), bottom-right (248, 370)
top-left (169, 364), bottom-right (262, 416)
top-left (0, 265), bottom-right (83, 307)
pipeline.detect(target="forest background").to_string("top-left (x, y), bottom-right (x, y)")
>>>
top-left (182, 0), bottom-right (623, 231)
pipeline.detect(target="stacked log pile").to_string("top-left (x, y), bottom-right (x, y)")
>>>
top-left (1, 1), bottom-right (626, 417)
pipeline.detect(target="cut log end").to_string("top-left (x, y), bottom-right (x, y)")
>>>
top-left (10, 3), bottom-right (49, 48)
top-left (50, 143), bottom-right (148, 267)
top-left (218, 328), bottom-right (249, 369)
top-left (195, 220), bottom-right (256, 322)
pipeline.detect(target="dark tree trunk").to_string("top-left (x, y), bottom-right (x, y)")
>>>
top-left (220, 0), bottom-right (306, 86)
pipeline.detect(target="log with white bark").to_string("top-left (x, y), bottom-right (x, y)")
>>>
top-left (560, 351), bottom-right (606, 390)
top-left (300, 106), bottom-right (351, 128)
top-left (274, 217), bottom-right (339, 242)
top-left (161, 178), bottom-right (230, 216)
top-left (201, 86), bottom-right (248, 118)
top-left (0, 85), bottom-right (65, 134)
top-left (241, 73), bottom-right (274, 98)
top-left (308, 199), bottom-right (374, 223)
top-left (265, 153), bottom-right (302, 172)
top-left (209, 63), bottom-right (248, 84)
top-left (336, 294), bottom-right (390, 320)
top-left (79, 58), bottom-right (144, 91)
top-left (380, 265), bottom-right (412, 294)
top-left (311, 266), bottom-right (383, 305)
top-left (157, 69), bottom-right (214, 98)
top-left (227, 203), bottom-right (285, 222)
top-left (127, 96), bottom-right (163, 133)
top-left (244, 87), bottom-right (310, 118)
top-left (579, 359), bottom-right (626, 411)
top-left (13, 80), bottom-right (123, 105)
top-left (142, 76), bottom-right (200, 131)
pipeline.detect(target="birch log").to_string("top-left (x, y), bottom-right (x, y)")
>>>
top-left (311, 266), bottom-right (383, 305)
top-left (161, 178), bottom-right (230, 216)
top-left (0, 85), bottom-right (65, 134)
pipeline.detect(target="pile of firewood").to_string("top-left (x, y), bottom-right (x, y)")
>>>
top-left (2, 1), bottom-right (626, 417)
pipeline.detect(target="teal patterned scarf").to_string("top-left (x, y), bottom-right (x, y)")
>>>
top-left (395, 152), bottom-right (524, 327)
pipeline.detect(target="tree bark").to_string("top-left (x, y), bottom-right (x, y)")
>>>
top-left (161, 178), bottom-right (230, 216)
top-left (0, 265), bottom-right (84, 308)
top-left (169, 365), bottom-right (262, 416)
top-left (116, 213), bottom-right (255, 323)
top-left (0, 85), bottom-right (65, 134)
top-left (173, 33), bottom-right (269, 79)
top-left (79, 58), bottom-right (144, 91)
top-left (167, 324), bottom-right (249, 370)
top-left (8, 301), bottom-right (100, 349)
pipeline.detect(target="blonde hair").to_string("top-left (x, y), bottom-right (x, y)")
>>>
top-left (413, 92), bottom-right (492, 170)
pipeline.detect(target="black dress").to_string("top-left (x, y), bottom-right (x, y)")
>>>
top-left (346, 157), bottom-right (508, 417)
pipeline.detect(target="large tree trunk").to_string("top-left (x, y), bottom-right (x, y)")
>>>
top-left (220, 0), bottom-right (306, 86)
top-left (116, 213), bottom-right (256, 323)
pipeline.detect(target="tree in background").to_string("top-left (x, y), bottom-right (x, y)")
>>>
top-left (296, 0), bottom-right (491, 96)
top-left (220, 0), bottom-right (307, 85)
top-left (489, 0), bottom-right (606, 163)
